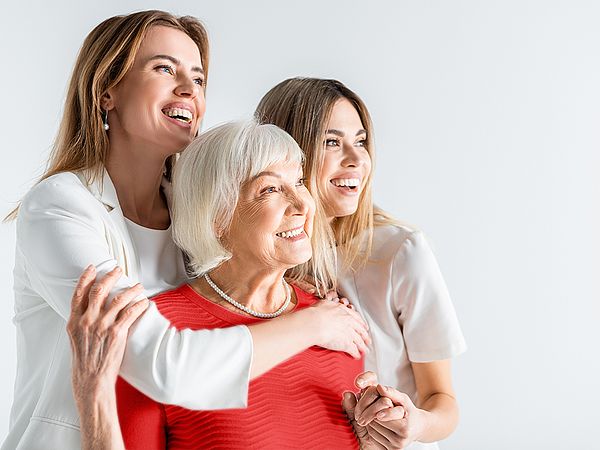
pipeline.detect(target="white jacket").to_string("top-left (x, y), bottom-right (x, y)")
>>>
top-left (3, 171), bottom-right (253, 450)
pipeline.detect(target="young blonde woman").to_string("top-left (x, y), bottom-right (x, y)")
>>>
top-left (255, 77), bottom-right (467, 450)
top-left (3, 15), bottom-right (368, 450)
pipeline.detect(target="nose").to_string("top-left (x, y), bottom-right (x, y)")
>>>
top-left (174, 74), bottom-right (199, 99)
top-left (287, 190), bottom-right (313, 217)
top-left (341, 142), bottom-right (367, 168)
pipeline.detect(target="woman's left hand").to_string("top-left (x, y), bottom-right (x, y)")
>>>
top-left (356, 384), bottom-right (428, 450)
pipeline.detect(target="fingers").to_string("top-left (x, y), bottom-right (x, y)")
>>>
top-left (86, 266), bottom-right (122, 316)
top-left (366, 422), bottom-right (393, 448)
top-left (356, 397), bottom-right (394, 426)
top-left (341, 391), bottom-right (358, 421)
top-left (376, 405), bottom-right (407, 422)
top-left (103, 283), bottom-right (145, 323)
top-left (368, 421), bottom-right (410, 449)
top-left (115, 298), bottom-right (149, 330)
top-left (376, 385), bottom-right (414, 409)
top-left (354, 385), bottom-right (380, 419)
top-left (356, 370), bottom-right (378, 389)
top-left (70, 265), bottom-right (96, 317)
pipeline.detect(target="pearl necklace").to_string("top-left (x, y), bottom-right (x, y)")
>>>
top-left (204, 273), bottom-right (291, 319)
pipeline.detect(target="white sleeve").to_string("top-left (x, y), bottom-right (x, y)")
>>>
top-left (392, 231), bottom-right (467, 363)
top-left (17, 177), bottom-right (252, 409)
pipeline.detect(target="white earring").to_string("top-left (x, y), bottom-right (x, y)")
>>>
top-left (102, 110), bottom-right (109, 131)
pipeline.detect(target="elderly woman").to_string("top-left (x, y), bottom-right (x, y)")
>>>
top-left (68, 120), bottom-right (365, 449)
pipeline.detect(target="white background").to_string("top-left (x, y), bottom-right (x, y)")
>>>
top-left (1, 1), bottom-right (599, 449)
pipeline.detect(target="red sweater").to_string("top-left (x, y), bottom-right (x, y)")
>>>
top-left (116, 283), bottom-right (362, 450)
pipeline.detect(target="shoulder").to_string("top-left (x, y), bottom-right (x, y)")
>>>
top-left (370, 224), bottom-right (441, 277)
top-left (20, 172), bottom-right (97, 213)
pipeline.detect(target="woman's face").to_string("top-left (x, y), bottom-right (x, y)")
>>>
top-left (225, 160), bottom-right (315, 271)
top-left (318, 98), bottom-right (372, 220)
top-left (105, 26), bottom-right (205, 156)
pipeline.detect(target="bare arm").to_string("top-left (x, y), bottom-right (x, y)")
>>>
top-left (347, 362), bottom-right (458, 449)
top-left (248, 299), bottom-right (370, 378)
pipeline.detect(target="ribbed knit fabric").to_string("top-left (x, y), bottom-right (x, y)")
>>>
top-left (116, 283), bottom-right (362, 450)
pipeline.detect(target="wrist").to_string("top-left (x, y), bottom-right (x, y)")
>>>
top-left (290, 307), bottom-right (322, 347)
top-left (414, 407), bottom-right (432, 443)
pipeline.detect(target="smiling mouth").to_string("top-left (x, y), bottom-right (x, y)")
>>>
top-left (331, 178), bottom-right (360, 191)
top-left (162, 107), bottom-right (192, 124)
top-left (275, 227), bottom-right (305, 239)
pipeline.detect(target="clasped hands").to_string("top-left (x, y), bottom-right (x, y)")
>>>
top-left (342, 371), bottom-right (426, 450)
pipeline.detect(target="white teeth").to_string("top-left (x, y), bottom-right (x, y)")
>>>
top-left (276, 228), bottom-right (304, 238)
top-left (331, 178), bottom-right (360, 187)
top-left (163, 108), bottom-right (193, 123)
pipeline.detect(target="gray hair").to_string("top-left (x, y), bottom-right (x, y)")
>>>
top-left (172, 119), bottom-right (305, 276)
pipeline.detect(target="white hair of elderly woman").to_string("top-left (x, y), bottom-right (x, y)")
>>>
top-left (172, 119), bottom-right (306, 276)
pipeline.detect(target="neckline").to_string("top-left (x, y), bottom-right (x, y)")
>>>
top-left (124, 216), bottom-right (171, 232)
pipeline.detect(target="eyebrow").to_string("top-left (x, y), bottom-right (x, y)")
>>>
top-left (325, 128), bottom-right (367, 137)
top-left (253, 171), bottom-right (282, 180)
top-left (147, 54), bottom-right (204, 74)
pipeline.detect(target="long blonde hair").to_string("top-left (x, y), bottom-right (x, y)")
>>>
top-left (6, 10), bottom-right (209, 221)
top-left (255, 77), bottom-right (398, 272)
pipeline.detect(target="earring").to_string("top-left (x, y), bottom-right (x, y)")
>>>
top-left (102, 110), bottom-right (109, 131)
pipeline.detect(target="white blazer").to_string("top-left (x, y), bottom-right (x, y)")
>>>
top-left (3, 170), bottom-right (253, 450)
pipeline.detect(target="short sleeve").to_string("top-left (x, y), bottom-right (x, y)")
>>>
top-left (392, 231), bottom-right (467, 362)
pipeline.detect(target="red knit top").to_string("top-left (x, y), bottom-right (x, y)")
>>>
top-left (116, 283), bottom-right (362, 450)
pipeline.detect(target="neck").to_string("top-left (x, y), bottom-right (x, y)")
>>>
top-left (105, 134), bottom-right (171, 229)
top-left (204, 260), bottom-right (289, 313)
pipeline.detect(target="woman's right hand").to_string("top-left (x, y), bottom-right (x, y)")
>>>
top-left (67, 265), bottom-right (148, 450)
top-left (305, 300), bottom-right (371, 359)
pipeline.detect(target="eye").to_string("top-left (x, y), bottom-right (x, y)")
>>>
top-left (296, 178), bottom-right (306, 187)
top-left (194, 77), bottom-right (205, 86)
top-left (261, 186), bottom-right (278, 194)
top-left (156, 64), bottom-right (175, 75)
top-left (325, 138), bottom-right (340, 148)
top-left (356, 138), bottom-right (367, 147)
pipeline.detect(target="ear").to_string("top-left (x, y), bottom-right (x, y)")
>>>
top-left (101, 90), bottom-right (114, 111)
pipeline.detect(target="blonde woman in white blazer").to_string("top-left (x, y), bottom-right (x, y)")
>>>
top-left (3, 12), bottom-right (369, 450)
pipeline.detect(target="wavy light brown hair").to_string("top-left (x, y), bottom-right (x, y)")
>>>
top-left (6, 10), bottom-right (208, 220)
top-left (255, 77), bottom-right (398, 273)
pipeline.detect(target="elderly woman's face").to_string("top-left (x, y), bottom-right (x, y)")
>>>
top-left (225, 160), bottom-right (315, 270)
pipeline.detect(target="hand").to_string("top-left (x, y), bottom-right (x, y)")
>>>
top-left (67, 265), bottom-right (148, 409)
top-left (360, 385), bottom-right (426, 450)
top-left (306, 300), bottom-right (371, 359)
top-left (342, 391), bottom-right (386, 450)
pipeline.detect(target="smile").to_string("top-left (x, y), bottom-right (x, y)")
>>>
top-left (330, 178), bottom-right (360, 190)
top-left (162, 107), bottom-right (193, 124)
top-left (275, 227), bottom-right (305, 239)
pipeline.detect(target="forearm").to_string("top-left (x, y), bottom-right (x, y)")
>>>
top-left (415, 393), bottom-right (459, 443)
top-left (247, 309), bottom-right (316, 378)
top-left (77, 392), bottom-right (125, 450)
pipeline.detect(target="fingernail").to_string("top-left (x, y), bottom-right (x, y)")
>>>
top-left (356, 380), bottom-right (365, 388)
top-left (86, 264), bottom-right (95, 273)
top-left (376, 411), bottom-right (385, 419)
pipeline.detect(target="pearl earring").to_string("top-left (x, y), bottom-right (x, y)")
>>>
top-left (102, 110), bottom-right (109, 131)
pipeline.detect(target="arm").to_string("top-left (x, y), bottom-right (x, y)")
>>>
top-left (67, 266), bottom-right (149, 450)
top-left (19, 177), bottom-right (367, 410)
top-left (350, 362), bottom-right (458, 449)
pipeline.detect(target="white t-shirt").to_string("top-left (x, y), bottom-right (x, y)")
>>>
top-left (124, 218), bottom-right (187, 296)
top-left (337, 225), bottom-right (467, 450)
